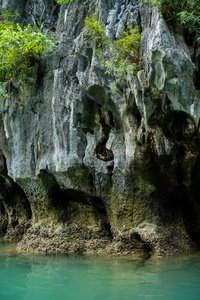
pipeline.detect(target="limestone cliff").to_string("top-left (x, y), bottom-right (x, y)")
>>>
top-left (0, 0), bottom-right (200, 256)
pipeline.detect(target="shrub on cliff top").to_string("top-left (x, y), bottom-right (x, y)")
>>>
top-left (82, 13), bottom-right (109, 52)
top-left (144, 0), bottom-right (200, 44)
top-left (0, 11), bottom-right (54, 89)
top-left (104, 26), bottom-right (141, 78)
top-left (82, 14), bottom-right (141, 80)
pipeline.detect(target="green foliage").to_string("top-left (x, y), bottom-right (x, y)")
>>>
top-left (143, 0), bottom-right (200, 44)
top-left (178, 8), bottom-right (200, 44)
top-left (105, 26), bottom-right (141, 78)
top-left (55, 0), bottom-right (73, 4)
top-left (0, 11), bottom-right (54, 90)
top-left (82, 14), bottom-right (141, 80)
top-left (82, 13), bottom-right (109, 50)
top-left (0, 82), bottom-right (10, 100)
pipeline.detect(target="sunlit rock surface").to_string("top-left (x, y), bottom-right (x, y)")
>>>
top-left (0, 0), bottom-right (200, 256)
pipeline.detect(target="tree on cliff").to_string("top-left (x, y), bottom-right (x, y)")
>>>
top-left (16, 0), bottom-right (73, 31)
top-left (145, 0), bottom-right (200, 44)
top-left (0, 11), bottom-right (54, 94)
top-left (0, 0), bottom-right (74, 95)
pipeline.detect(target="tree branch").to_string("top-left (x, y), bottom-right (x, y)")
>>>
top-left (17, 0), bottom-right (32, 18)
top-left (17, 0), bottom-right (58, 31)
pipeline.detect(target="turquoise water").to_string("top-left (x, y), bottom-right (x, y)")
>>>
top-left (0, 242), bottom-right (200, 300)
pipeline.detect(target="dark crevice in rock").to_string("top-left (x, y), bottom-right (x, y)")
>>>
top-left (142, 243), bottom-right (153, 255)
top-left (95, 105), bottom-right (114, 161)
top-left (88, 172), bottom-right (95, 188)
top-left (20, 169), bottom-right (112, 240)
top-left (0, 176), bottom-right (32, 241)
top-left (184, 29), bottom-right (196, 48)
top-left (111, 229), bottom-right (154, 256)
top-left (82, 128), bottom-right (94, 135)
top-left (36, 62), bottom-right (46, 87)
top-left (0, 201), bottom-right (8, 235)
top-left (127, 97), bottom-right (142, 127)
top-left (54, 189), bottom-right (112, 237)
top-left (16, 169), bottom-right (114, 253)
top-left (193, 70), bottom-right (200, 90)
top-left (78, 49), bottom-right (93, 72)
top-left (182, 156), bottom-right (200, 246)
top-left (0, 153), bottom-right (32, 240)
top-left (95, 140), bottom-right (114, 161)
top-left (82, 92), bottom-right (115, 161)
top-left (81, 95), bottom-right (98, 134)
top-left (108, 110), bottom-right (115, 128)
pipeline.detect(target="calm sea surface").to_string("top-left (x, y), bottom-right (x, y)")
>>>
top-left (0, 242), bottom-right (200, 300)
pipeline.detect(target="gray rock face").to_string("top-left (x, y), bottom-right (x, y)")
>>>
top-left (0, 0), bottom-right (200, 256)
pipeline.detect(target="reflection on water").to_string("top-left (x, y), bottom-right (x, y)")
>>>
top-left (0, 242), bottom-right (200, 300)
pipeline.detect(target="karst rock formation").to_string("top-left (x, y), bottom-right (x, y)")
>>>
top-left (0, 0), bottom-right (200, 256)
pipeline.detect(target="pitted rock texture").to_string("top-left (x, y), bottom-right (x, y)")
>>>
top-left (0, 0), bottom-right (200, 256)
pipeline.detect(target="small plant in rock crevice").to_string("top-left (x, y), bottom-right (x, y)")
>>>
top-left (82, 13), bottom-right (109, 56)
top-left (104, 25), bottom-right (141, 78)
top-left (82, 13), bottom-right (141, 85)
top-left (55, 0), bottom-right (74, 4)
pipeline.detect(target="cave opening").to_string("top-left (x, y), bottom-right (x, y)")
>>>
top-left (0, 175), bottom-right (32, 241)
top-left (95, 105), bottom-right (114, 161)
top-left (52, 187), bottom-right (112, 238)
top-left (36, 170), bottom-right (112, 240)
top-left (193, 70), bottom-right (200, 90)
top-left (182, 155), bottom-right (200, 246)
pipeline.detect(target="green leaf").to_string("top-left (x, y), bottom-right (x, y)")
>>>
top-left (0, 10), bottom-right (55, 89)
